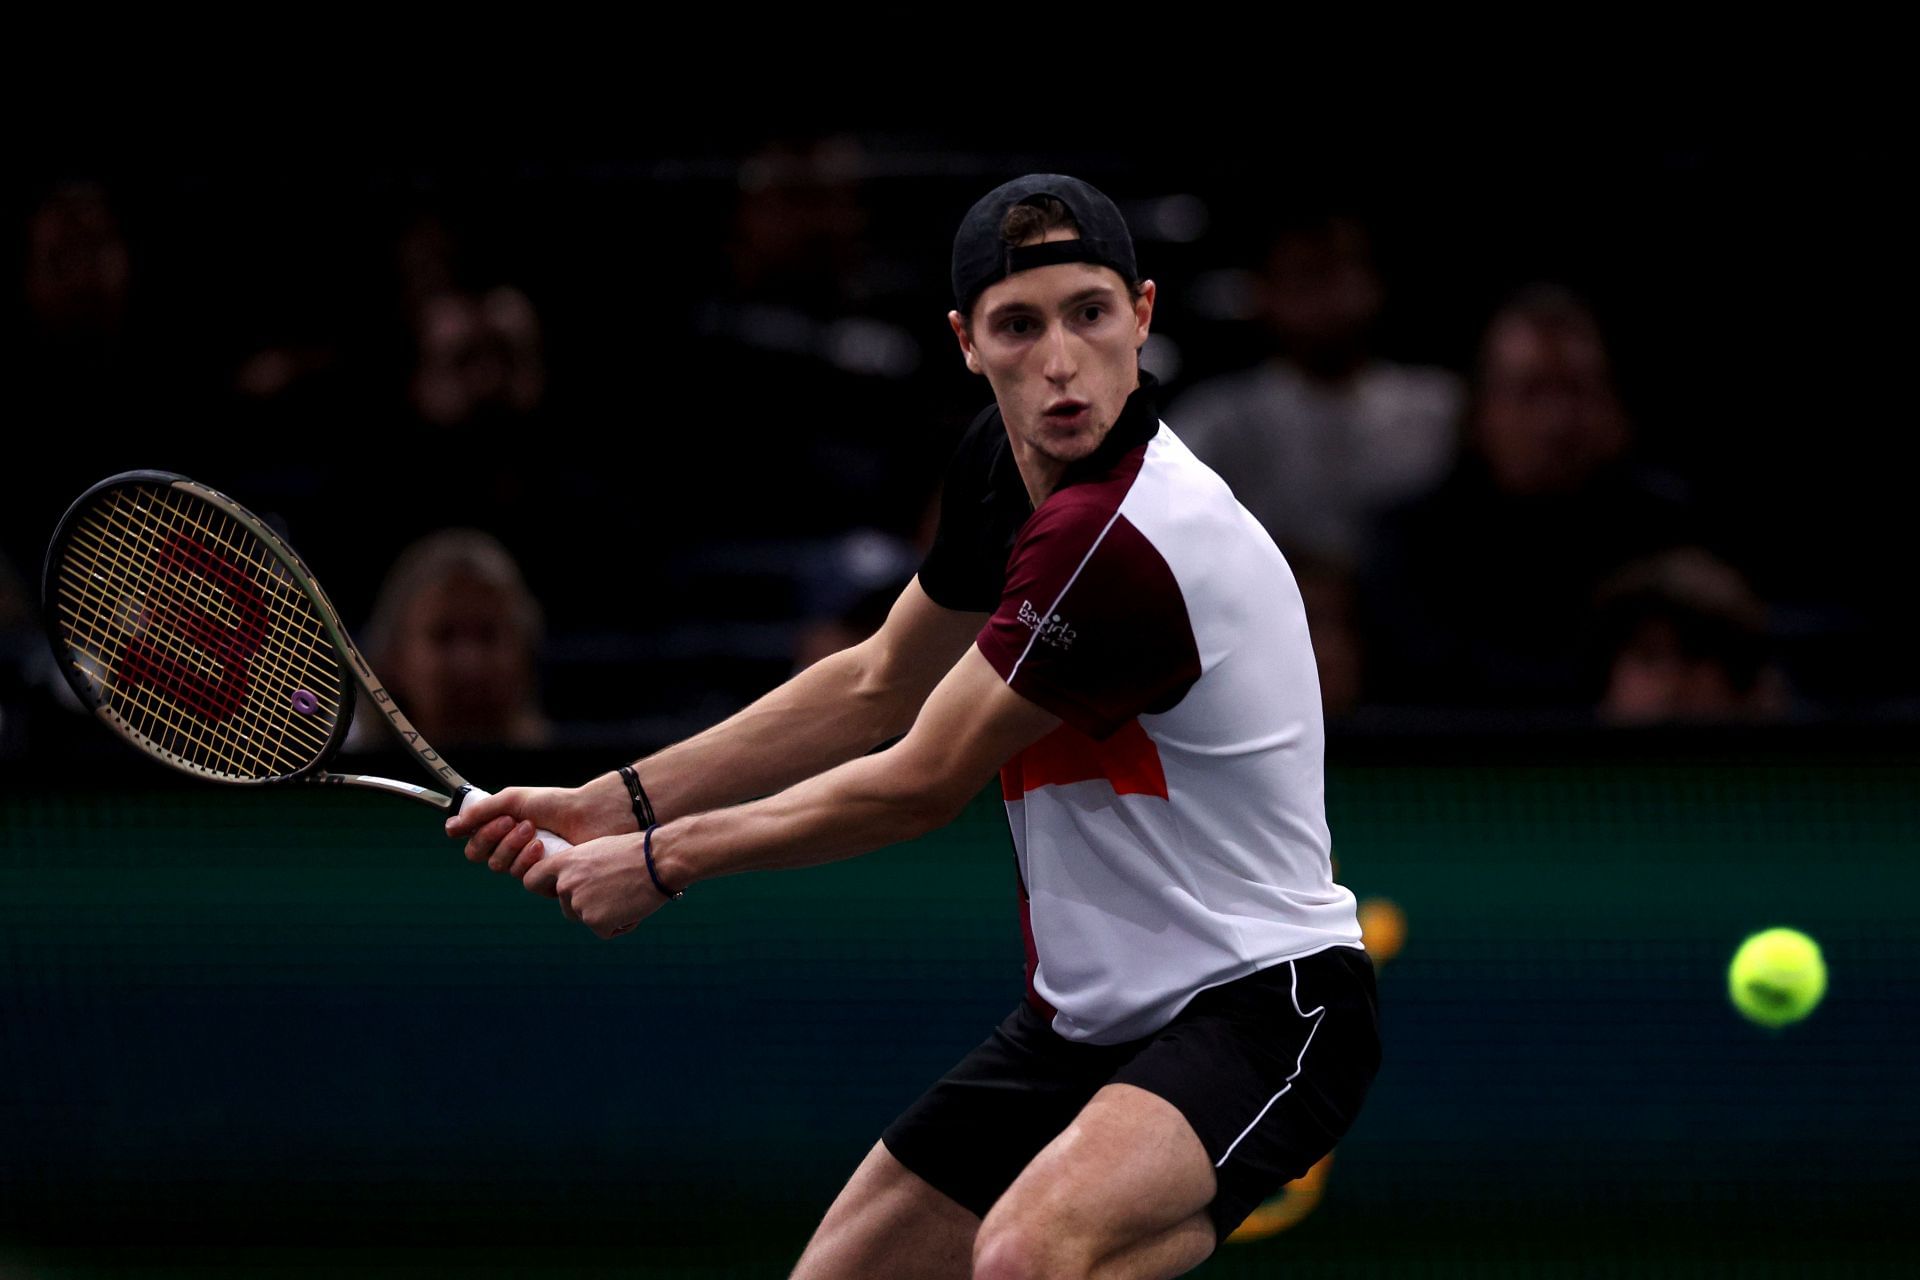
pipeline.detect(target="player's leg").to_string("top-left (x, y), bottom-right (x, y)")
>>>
top-left (798, 1001), bottom-right (1138, 1279)
top-left (974, 947), bottom-right (1383, 1280)
top-left (970, 1082), bottom-right (1218, 1280)
top-left (789, 1142), bottom-right (978, 1280)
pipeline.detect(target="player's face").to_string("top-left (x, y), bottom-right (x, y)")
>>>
top-left (949, 234), bottom-right (1154, 486)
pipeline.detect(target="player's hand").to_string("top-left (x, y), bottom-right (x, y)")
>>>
top-left (447, 773), bottom-right (636, 878)
top-left (520, 833), bottom-right (664, 939)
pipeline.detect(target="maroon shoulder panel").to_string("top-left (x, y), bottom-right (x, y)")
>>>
top-left (978, 474), bottom-right (1202, 740)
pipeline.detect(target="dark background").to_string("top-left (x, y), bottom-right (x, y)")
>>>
top-left (5, 119), bottom-right (1912, 748)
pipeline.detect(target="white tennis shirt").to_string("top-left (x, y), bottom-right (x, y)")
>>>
top-left (975, 422), bottom-right (1363, 1044)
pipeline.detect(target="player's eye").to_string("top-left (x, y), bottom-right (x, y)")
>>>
top-left (1002, 316), bottom-right (1035, 336)
top-left (1080, 305), bottom-right (1105, 323)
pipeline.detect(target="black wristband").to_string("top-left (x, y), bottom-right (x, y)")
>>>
top-left (643, 823), bottom-right (682, 902)
top-left (617, 764), bottom-right (656, 832)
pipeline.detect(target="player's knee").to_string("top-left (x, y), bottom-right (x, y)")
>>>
top-left (971, 1217), bottom-right (1087, 1280)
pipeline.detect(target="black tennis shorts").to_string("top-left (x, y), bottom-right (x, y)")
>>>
top-left (881, 944), bottom-right (1380, 1243)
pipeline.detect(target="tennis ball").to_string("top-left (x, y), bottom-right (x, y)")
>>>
top-left (1728, 927), bottom-right (1826, 1028)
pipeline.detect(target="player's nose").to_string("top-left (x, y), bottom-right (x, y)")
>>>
top-left (1042, 325), bottom-right (1077, 381)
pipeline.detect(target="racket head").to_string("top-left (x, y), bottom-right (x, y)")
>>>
top-left (42, 470), bottom-right (357, 786)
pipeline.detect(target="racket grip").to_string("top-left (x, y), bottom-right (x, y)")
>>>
top-left (458, 787), bottom-right (574, 855)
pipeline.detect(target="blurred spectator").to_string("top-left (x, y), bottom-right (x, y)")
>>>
top-left (24, 182), bottom-right (130, 345)
top-left (1361, 286), bottom-right (1692, 709)
top-left (1471, 285), bottom-right (1630, 497)
top-left (352, 530), bottom-right (550, 750)
top-left (12, 184), bottom-right (145, 581)
top-left (1592, 548), bottom-right (1785, 724)
top-left (410, 286), bottom-right (546, 430)
top-left (396, 212), bottom-right (461, 322)
top-left (729, 137), bottom-right (873, 301)
top-left (1174, 216), bottom-right (1462, 562)
top-left (234, 344), bottom-right (344, 402)
top-left (373, 284), bottom-right (559, 563)
top-left (671, 136), bottom-right (935, 540)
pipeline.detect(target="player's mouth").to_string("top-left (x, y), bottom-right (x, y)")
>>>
top-left (1042, 399), bottom-right (1090, 428)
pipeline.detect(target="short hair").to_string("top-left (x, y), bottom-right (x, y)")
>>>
top-left (1001, 196), bottom-right (1079, 247)
top-left (1592, 548), bottom-right (1770, 693)
top-left (1480, 284), bottom-right (1610, 371)
top-left (364, 528), bottom-right (544, 665)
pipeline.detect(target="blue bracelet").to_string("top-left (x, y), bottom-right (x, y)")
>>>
top-left (643, 824), bottom-right (683, 902)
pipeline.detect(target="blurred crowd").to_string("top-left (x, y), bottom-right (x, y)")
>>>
top-left (2, 138), bottom-right (1901, 758)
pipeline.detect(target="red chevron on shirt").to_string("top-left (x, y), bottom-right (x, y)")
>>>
top-left (1000, 718), bottom-right (1168, 801)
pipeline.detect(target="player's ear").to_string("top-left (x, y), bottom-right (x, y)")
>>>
top-left (948, 310), bottom-right (982, 375)
top-left (1132, 280), bottom-right (1156, 349)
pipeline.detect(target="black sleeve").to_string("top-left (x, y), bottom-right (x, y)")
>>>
top-left (916, 404), bottom-right (1022, 613)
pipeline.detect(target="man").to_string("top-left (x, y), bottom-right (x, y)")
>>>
top-left (448, 174), bottom-right (1380, 1280)
top-left (1173, 215), bottom-right (1461, 565)
top-left (1360, 285), bottom-right (1693, 708)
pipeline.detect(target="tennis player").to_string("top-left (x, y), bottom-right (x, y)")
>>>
top-left (450, 174), bottom-right (1380, 1280)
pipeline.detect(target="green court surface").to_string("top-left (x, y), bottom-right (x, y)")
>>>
top-left (3, 734), bottom-right (1915, 1276)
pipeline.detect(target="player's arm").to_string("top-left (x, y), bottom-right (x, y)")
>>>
top-left (629, 577), bottom-right (987, 817)
top-left (519, 645), bottom-right (1057, 937)
top-left (448, 577), bottom-right (987, 864)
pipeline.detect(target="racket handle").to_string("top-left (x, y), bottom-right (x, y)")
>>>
top-left (457, 786), bottom-right (574, 855)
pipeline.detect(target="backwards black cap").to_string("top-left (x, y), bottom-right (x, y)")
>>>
top-left (951, 174), bottom-right (1138, 316)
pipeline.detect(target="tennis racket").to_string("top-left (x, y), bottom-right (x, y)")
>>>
top-left (42, 469), bottom-right (570, 850)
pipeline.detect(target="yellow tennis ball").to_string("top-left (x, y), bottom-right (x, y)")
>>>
top-left (1728, 927), bottom-right (1827, 1028)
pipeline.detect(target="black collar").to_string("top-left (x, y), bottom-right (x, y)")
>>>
top-left (1057, 369), bottom-right (1160, 492)
top-left (982, 370), bottom-right (1161, 510)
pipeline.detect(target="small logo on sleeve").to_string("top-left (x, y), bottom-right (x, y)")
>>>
top-left (1016, 600), bottom-right (1078, 651)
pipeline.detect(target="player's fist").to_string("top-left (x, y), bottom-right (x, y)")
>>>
top-left (447, 773), bottom-right (637, 877)
top-left (522, 833), bottom-right (664, 939)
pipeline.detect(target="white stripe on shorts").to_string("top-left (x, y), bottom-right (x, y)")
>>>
top-left (1215, 959), bottom-right (1327, 1169)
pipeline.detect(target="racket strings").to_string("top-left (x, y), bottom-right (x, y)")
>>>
top-left (158, 499), bottom-right (342, 770)
top-left (54, 502), bottom-right (287, 772)
top-left (64, 516), bottom-right (269, 721)
top-left (130, 488), bottom-right (344, 770)
top-left (52, 483), bottom-right (349, 780)
top-left (142, 498), bottom-right (337, 775)
top-left (59, 491), bottom-right (289, 775)
top-left (64, 488), bottom-right (338, 776)
top-left (56, 493), bottom-right (321, 778)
